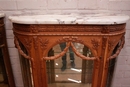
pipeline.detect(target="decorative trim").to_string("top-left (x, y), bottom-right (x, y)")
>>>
top-left (14, 36), bottom-right (31, 60)
top-left (91, 39), bottom-right (100, 52)
top-left (70, 42), bottom-right (98, 61)
top-left (24, 38), bottom-right (33, 50)
top-left (13, 24), bottom-right (126, 33)
top-left (42, 42), bottom-right (70, 60)
top-left (39, 38), bottom-right (49, 50)
top-left (30, 25), bottom-right (38, 33)
top-left (108, 36), bottom-right (125, 61)
top-left (57, 36), bottom-right (84, 43)
top-left (13, 30), bottom-right (126, 36)
top-left (42, 42), bottom-right (98, 61)
top-left (102, 26), bottom-right (110, 33)
top-left (108, 40), bottom-right (115, 51)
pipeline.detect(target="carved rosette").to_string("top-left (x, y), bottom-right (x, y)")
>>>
top-left (30, 25), bottom-right (38, 33)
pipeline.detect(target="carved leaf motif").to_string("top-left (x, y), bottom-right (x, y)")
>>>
top-left (91, 39), bottom-right (99, 52)
top-left (39, 38), bottom-right (49, 50)
top-left (108, 40), bottom-right (115, 51)
top-left (24, 38), bottom-right (33, 50)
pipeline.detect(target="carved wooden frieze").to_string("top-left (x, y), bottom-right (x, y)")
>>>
top-left (102, 26), bottom-right (110, 33)
top-left (13, 24), bottom-right (126, 33)
top-left (30, 25), bottom-right (38, 33)
top-left (57, 36), bottom-right (84, 44)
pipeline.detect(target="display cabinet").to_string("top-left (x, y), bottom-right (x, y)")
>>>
top-left (0, 13), bottom-right (15, 87)
top-left (9, 13), bottom-right (129, 87)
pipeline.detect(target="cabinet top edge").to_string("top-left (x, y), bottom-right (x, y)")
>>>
top-left (9, 13), bottom-right (129, 25)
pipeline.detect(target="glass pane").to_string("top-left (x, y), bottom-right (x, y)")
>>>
top-left (0, 48), bottom-right (9, 87)
top-left (19, 42), bottom-right (33, 87)
top-left (106, 43), bottom-right (119, 87)
top-left (46, 43), bottom-right (94, 87)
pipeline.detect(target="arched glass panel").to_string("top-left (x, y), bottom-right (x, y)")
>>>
top-left (46, 42), bottom-right (94, 87)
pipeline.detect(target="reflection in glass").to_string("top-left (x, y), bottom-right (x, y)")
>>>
top-left (47, 43), bottom-right (94, 87)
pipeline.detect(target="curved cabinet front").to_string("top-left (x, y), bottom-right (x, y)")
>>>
top-left (13, 23), bottom-right (126, 87)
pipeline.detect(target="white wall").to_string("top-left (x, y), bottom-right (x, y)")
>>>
top-left (0, 0), bottom-right (130, 87)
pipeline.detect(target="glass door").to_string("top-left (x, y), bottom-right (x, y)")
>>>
top-left (46, 43), bottom-right (94, 87)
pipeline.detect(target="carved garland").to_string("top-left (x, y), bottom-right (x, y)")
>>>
top-left (42, 36), bottom-right (99, 61)
top-left (70, 42), bottom-right (99, 61)
top-left (43, 42), bottom-right (70, 60)
top-left (14, 36), bottom-right (31, 60)
top-left (107, 36), bottom-right (125, 61)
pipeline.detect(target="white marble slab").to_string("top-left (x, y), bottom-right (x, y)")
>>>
top-left (9, 13), bottom-right (129, 24)
top-left (0, 13), bottom-right (5, 18)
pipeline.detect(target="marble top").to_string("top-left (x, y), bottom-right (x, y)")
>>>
top-left (9, 13), bottom-right (129, 25)
top-left (0, 13), bottom-right (5, 18)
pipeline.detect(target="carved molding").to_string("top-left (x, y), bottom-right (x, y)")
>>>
top-left (14, 36), bottom-right (31, 60)
top-left (30, 25), bottom-right (38, 33)
top-left (70, 42), bottom-right (98, 61)
top-left (13, 24), bottom-right (126, 33)
top-left (42, 42), bottom-right (70, 60)
top-left (102, 26), bottom-right (110, 33)
top-left (42, 42), bottom-right (98, 61)
top-left (57, 36), bottom-right (84, 43)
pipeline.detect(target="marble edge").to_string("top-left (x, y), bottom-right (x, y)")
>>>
top-left (8, 14), bottom-right (130, 25)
